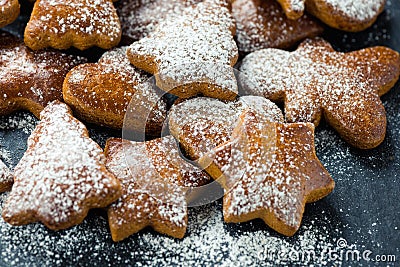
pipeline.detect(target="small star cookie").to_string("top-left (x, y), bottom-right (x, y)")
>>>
top-left (198, 110), bottom-right (335, 236)
top-left (24, 0), bottom-right (121, 50)
top-left (277, 0), bottom-right (386, 32)
top-left (63, 47), bottom-right (167, 135)
top-left (233, 0), bottom-right (323, 53)
top-left (116, 0), bottom-right (201, 44)
top-left (127, 0), bottom-right (239, 100)
top-left (0, 0), bottom-right (19, 28)
top-left (2, 101), bottom-right (122, 230)
top-left (0, 160), bottom-right (12, 193)
top-left (105, 136), bottom-right (211, 241)
top-left (240, 38), bottom-right (400, 149)
top-left (0, 31), bottom-right (86, 118)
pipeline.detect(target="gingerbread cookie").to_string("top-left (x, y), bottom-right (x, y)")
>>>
top-left (168, 96), bottom-right (284, 161)
top-left (0, 0), bottom-right (19, 28)
top-left (233, 0), bottom-right (323, 53)
top-left (240, 38), bottom-right (400, 149)
top-left (63, 47), bottom-right (167, 134)
top-left (2, 101), bottom-right (122, 230)
top-left (0, 160), bottom-right (12, 193)
top-left (277, 0), bottom-right (386, 32)
top-left (116, 0), bottom-right (201, 44)
top-left (24, 0), bottom-right (121, 50)
top-left (127, 0), bottom-right (239, 100)
top-left (198, 110), bottom-right (334, 236)
top-left (0, 31), bottom-right (85, 118)
top-left (105, 136), bottom-right (210, 241)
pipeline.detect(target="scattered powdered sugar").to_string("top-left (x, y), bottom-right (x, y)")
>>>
top-left (325, 0), bottom-right (386, 22)
top-left (0, 191), bottom-right (343, 266)
top-left (232, 0), bottom-right (322, 53)
top-left (127, 0), bottom-right (239, 97)
top-left (116, 0), bottom-right (201, 43)
top-left (0, 112), bottom-right (38, 134)
top-left (2, 101), bottom-right (121, 229)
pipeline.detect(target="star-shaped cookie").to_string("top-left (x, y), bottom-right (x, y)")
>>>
top-left (24, 0), bottom-right (121, 50)
top-left (105, 136), bottom-right (211, 241)
top-left (168, 96), bottom-right (284, 161)
top-left (0, 0), bottom-right (19, 28)
top-left (0, 31), bottom-right (86, 118)
top-left (277, 0), bottom-right (386, 31)
top-left (198, 110), bottom-right (335, 236)
top-left (0, 160), bottom-right (12, 193)
top-left (233, 0), bottom-right (323, 53)
top-left (116, 0), bottom-right (201, 44)
top-left (240, 38), bottom-right (400, 149)
top-left (127, 0), bottom-right (239, 100)
top-left (2, 101), bottom-right (122, 230)
top-left (63, 47), bottom-right (167, 135)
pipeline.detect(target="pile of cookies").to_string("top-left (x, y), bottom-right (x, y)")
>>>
top-left (0, 0), bottom-right (399, 242)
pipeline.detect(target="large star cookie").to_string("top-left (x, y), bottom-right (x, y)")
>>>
top-left (24, 0), bottom-right (121, 50)
top-left (233, 0), bottom-right (323, 53)
top-left (127, 0), bottom-right (239, 100)
top-left (240, 38), bottom-right (400, 149)
top-left (0, 0), bottom-right (19, 27)
top-left (277, 0), bottom-right (386, 31)
top-left (168, 96), bottom-right (284, 161)
top-left (198, 110), bottom-right (334, 236)
top-left (105, 136), bottom-right (211, 241)
top-left (63, 47), bottom-right (167, 135)
top-left (116, 0), bottom-right (201, 44)
top-left (2, 101), bottom-right (122, 230)
top-left (0, 31), bottom-right (85, 118)
top-left (0, 160), bottom-right (12, 193)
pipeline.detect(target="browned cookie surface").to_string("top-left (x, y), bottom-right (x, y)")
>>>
top-left (233, 0), bottom-right (323, 53)
top-left (63, 47), bottom-right (167, 134)
top-left (0, 0), bottom-right (20, 27)
top-left (0, 160), bottom-right (12, 193)
top-left (0, 31), bottom-right (86, 118)
top-left (277, 0), bottom-right (386, 32)
top-left (240, 38), bottom-right (400, 149)
top-left (24, 0), bottom-right (121, 50)
top-left (168, 96), bottom-right (284, 161)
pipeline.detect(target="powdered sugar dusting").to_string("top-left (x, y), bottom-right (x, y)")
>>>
top-left (168, 96), bottom-right (284, 160)
top-left (325, 0), bottom-right (386, 22)
top-left (0, 192), bottom-right (342, 266)
top-left (2, 101), bottom-right (121, 229)
top-left (106, 136), bottom-right (210, 240)
top-left (240, 38), bottom-right (399, 148)
top-left (25, 0), bottom-right (121, 49)
top-left (64, 47), bottom-right (167, 131)
top-left (117, 0), bottom-right (201, 42)
top-left (233, 0), bottom-right (322, 53)
top-left (0, 31), bottom-right (85, 117)
top-left (127, 0), bottom-right (239, 97)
